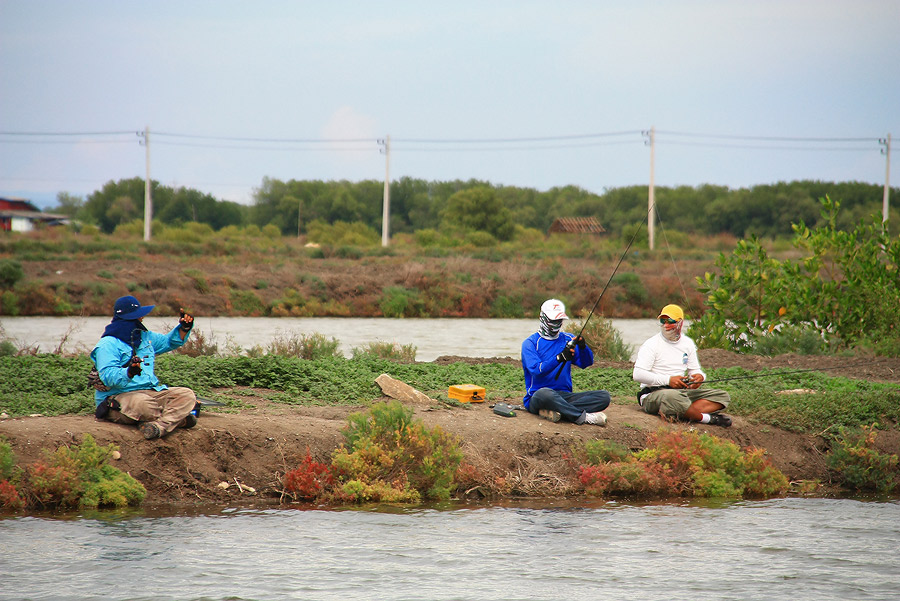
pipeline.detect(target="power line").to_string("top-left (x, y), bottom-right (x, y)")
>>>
top-left (392, 140), bottom-right (643, 152)
top-left (152, 131), bottom-right (374, 144)
top-left (656, 130), bottom-right (878, 143)
top-left (392, 130), bottom-right (642, 144)
top-left (660, 140), bottom-right (878, 152)
top-left (153, 140), bottom-right (377, 152)
top-left (0, 130), bottom-right (136, 136)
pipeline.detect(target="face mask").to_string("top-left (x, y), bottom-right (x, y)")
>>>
top-left (539, 313), bottom-right (564, 339)
top-left (661, 320), bottom-right (683, 342)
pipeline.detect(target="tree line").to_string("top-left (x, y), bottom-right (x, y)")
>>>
top-left (49, 176), bottom-right (897, 240)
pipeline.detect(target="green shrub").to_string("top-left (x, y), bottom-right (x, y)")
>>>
top-left (183, 268), bottom-right (210, 294)
top-left (379, 286), bottom-right (425, 318)
top-left (26, 434), bottom-right (146, 508)
top-left (0, 290), bottom-right (19, 315)
top-left (489, 295), bottom-right (525, 318)
top-left (331, 401), bottom-right (463, 502)
top-left (826, 425), bottom-right (898, 492)
top-left (0, 339), bottom-right (17, 356)
top-left (230, 289), bottom-right (266, 315)
top-left (465, 231), bottom-right (498, 247)
top-left (261, 331), bottom-right (342, 359)
top-left (0, 437), bottom-right (20, 482)
top-left (176, 329), bottom-right (219, 357)
top-left (351, 341), bottom-right (417, 362)
top-left (414, 229), bottom-right (441, 247)
top-left (565, 309), bottom-right (632, 361)
top-left (611, 272), bottom-right (648, 305)
top-left (752, 324), bottom-right (828, 356)
top-left (0, 259), bottom-right (24, 288)
top-left (576, 429), bottom-right (789, 499)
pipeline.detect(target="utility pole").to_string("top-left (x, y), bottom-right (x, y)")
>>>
top-left (143, 126), bottom-right (152, 241)
top-left (881, 133), bottom-right (891, 225)
top-left (380, 135), bottom-right (391, 247)
top-left (645, 126), bottom-right (656, 250)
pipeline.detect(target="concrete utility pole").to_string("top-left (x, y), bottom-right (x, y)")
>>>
top-left (646, 126), bottom-right (656, 250)
top-left (881, 133), bottom-right (891, 225)
top-left (143, 126), bottom-right (152, 241)
top-left (381, 135), bottom-right (391, 247)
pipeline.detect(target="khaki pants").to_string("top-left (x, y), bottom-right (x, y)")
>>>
top-left (641, 387), bottom-right (730, 420)
top-left (107, 387), bottom-right (197, 435)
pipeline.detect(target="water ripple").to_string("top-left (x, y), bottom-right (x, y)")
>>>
top-left (1, 498), bottom-right (898, 601)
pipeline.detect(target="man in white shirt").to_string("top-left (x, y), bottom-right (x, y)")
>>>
top-left (632, 304), bottom-right (732, 427)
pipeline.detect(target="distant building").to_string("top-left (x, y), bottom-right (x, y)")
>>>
top-left (0, 197), bottom-right (71, 232)
top-left (548, 216), bottom-right (606, 235)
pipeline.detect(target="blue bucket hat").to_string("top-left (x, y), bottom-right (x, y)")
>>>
top-left (113, 295), bottom-right (155, 320)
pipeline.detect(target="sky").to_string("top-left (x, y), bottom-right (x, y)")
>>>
top-left (1, 0), bottom-right (898, 209)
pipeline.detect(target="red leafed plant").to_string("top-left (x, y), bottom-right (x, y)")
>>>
top-left (283, 449), bottom-right (335, 501)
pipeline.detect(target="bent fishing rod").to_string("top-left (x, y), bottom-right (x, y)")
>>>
top-left (552, 207), bottom-right (651, 379)
top-left (698, 358), bottom-right (895, 385)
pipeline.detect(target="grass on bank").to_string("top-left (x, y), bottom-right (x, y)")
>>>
top-left (1, 352), bottom-right (898, 435)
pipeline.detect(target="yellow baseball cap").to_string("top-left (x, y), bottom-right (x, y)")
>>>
top-left (658, 304), bottom-right (684, 321)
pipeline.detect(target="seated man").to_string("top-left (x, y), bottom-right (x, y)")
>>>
top-left (633, 303), bottom-right (732, 427)
top-left (521, 299), bottom-right (610, 425)
top-left (90, 295), bottom-right (199, 440)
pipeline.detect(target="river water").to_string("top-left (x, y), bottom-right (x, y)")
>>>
top-left (2, 498), bottom-right (898, 601)
top-left (0, 316), bottom-right (661, 361)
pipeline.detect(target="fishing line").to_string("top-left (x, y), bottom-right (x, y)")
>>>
top-left (552, 205), bottom-right (654, 379)
top-left (701, 358), bottom-right (894, 384)
top-left (653, 203), bottom-right (700, 319)
top-left (573, 206), bottom-right (653, 339)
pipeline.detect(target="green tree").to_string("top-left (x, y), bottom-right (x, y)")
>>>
top-left (441, 186), bottom-right (515, 241)
top-left (49, 192), bottom-right (84, 217)
top-left (692, 197), bottom-right (900, 356)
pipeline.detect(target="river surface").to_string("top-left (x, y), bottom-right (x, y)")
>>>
top-left (1, 498), bottom-right (898, 601)
top-left (0, 316), bottom-right (662, 361)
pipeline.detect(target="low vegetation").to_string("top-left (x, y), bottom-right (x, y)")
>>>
top-left (284, 401), bottom-right (463, 504)
top-left (0, 434), bottom-right (145, 511)
top-left (571, 431), bottom-right (789, 498)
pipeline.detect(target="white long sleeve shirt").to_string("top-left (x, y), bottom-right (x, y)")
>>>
top-left (632, 332), bottom-right (706, 387)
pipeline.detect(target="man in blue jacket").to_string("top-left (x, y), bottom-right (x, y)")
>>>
top-left (521, 299), bottom-right (610, 425)
top-left (90, 295), bottom-right (198, 440)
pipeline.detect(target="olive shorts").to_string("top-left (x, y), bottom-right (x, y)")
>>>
top-left (641, 387), bottom-right (730, 419)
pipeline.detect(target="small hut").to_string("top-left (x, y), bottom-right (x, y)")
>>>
top-left (547, 217), bottom-right (606, 235)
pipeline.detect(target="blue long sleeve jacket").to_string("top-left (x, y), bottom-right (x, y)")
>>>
top-left (90, 326), bottom-right (186, 405)
top-left (521, 332), bottom-right (594, 409)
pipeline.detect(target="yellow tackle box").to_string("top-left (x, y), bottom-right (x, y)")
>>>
top-left (448, 384), bottom-right (486, 403)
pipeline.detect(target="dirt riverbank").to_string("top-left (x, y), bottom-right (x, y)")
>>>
top-left (2, 350), bottom-right (898, 509)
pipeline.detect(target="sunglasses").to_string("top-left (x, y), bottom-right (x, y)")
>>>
top-left (659, 317), bottom-right (680, 325)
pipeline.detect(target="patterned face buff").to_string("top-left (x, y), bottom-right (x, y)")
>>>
top-left (660, 318), bottom-right (683, 342)
top-left (540, 313), bottom-right (564, 339)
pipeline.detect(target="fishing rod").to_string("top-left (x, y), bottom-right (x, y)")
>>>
top-left (700, 358), bottom-right (893, 384)
top-left (552, 207), bottom-right (652, 379)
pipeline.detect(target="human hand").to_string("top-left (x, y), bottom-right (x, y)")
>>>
top-left (556, 346), bottom-right (575, 363)
top-left (126, 356), bottom-right (143, 378)
top-left (574, 335), bottom-right (586, 349)
top-left (668, 375), bottom-right (688, 389)
top-left (687, 373), bottom-right (704, 389)
top-left (179, 309), bottom-right (194, 333)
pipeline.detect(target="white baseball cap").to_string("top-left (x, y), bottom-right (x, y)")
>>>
top-left (540, 299), bottom-right (568, 320)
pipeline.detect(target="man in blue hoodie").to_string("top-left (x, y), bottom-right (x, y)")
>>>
top-left (90, 295), bottom-right (198, 440)
top-left (521, 299), bottom-right (610, 425)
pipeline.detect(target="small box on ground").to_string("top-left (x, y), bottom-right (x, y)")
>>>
top-left (448, 384), bottom-right (486, 403)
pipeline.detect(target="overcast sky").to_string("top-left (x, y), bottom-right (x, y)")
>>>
top-left (1, 1), bottom-right (898, 208)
